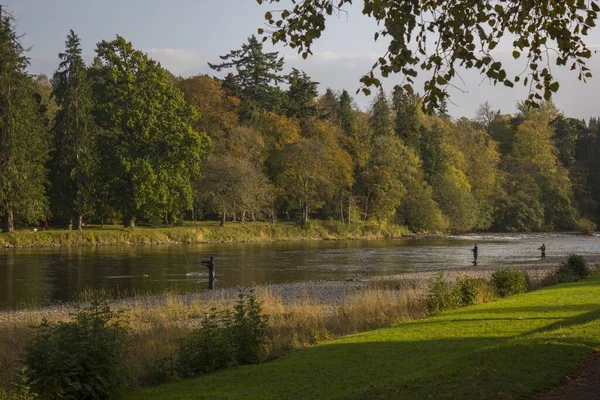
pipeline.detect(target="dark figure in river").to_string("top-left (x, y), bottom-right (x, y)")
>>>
top-left (471, 244), bottom-right (478, 265)
top-left (201, 256), bottom-right (215, 283)
top-left (538, 244), bottom-right (546, 260)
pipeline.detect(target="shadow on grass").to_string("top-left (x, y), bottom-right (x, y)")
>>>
top-left (132, 335), bottom-right (598, 400)
top-left (130, 305), bottom-right (600, 399)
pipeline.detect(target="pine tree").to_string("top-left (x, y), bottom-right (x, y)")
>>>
top-left (338, 90), bottom-right (355, 136)
top-left (0, 15), bottom-right (49, 232)
top-left (369, 89), bottom-right (393, 138)
top-left (392, 85), bottom-right (421, 148)
top-left (49, 30), bottom-right (99, 230)
top-left (317, 89), bottom-right (340, 121)
top-left (286, 68), bottom-right (318, 119)
top-left (209, 35), bottom-right (286, 119)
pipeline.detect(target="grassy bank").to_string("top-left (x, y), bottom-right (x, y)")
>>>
top-left (0, 269), bottom-right (501, 390)
top-left (0, 221), bottom-right (410, 248)
top-left (129, 276), bottom-right (600, 400)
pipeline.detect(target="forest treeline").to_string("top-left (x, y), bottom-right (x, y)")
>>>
top-left (2, 17), bottom-right (600, 233)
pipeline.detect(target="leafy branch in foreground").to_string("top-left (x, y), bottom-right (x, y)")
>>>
top-left (257, 0), bottom-right (598, 113)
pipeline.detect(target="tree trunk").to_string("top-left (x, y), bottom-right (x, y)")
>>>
top-left (348, 196), bottom-right (352, 225)
top-left (77, 214), bottom-right (83, 231)
top-left (340, 198), bottom-right (345, 225)
top-left (241, 211), bottom-right (246, 223)
top-left (124, 216), bottom-right (135, 228)
top-left (302, 199), bottom-right (309, 228)
top-left (2, 210), bottom-right (14, 233)
top-left (220, 208), bottom-right (226, 227)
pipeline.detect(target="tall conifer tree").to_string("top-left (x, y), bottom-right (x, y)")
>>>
top-left (49, 30), bottom-right (98, 230)
top-left (0, 15), bottom-right (48, 232)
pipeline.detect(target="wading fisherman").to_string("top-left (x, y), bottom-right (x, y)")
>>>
top-left (538, 244), bottom-right (546, 260)
top-left (471, 244), bottom-right (478, 265)
top-left (201, 256), bottom-right (215, 283)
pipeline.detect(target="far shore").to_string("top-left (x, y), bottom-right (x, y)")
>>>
top-left (0, 221), bottom-right (596, 250)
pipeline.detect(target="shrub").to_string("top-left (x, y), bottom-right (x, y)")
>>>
top-left (0, 386), bottom-right (37, 400)
top-left (231, 289), bottom-right (269, 365)
top-left (177, 309), bottom-right (236, 378)
top-left (451, 277), bottom-right (479, 307)
top-left (576, 218), bottom-right (597, 234)
top-left (491, 268), bottom-right (529, 297)
top-left (177, 289), bottom-right (268, 378)
top-left (426, 272), bottom-right (451, 314)
top-left (562, 254), bottom-right (589, 279)
top-left (21, 298), bottom-right (128, 400)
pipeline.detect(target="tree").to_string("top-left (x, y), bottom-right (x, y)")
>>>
top-left (474, 101), bottom-right (499, 131)
top-left (355, 136), bottom-right (410, 222)
top-left (209, 35), bottom-right (286, 119)
top-left (369, 89), bottom-right (393, 137)
top-left (275, 135), bottom-right (352, 227)
top-left (33, 74), bottom-right (58, 123)
top-left (49, 30), bottom-right (99, 230)
top-left (177, 75), bottom-right (240, 137)
top-left (338, 90), bottom-right (355, 136)
top-left (0, 15), bottom-right (49, 232)
top-left (286, 68), bottom-right (318, 119)
top-left (259, 0), bottom-right (598, 111)
top-left (392, 85), bottom-right (421, 149)
top-left (197, 156), bottom-right (272, 226)
top-left (92, 36), bottom-right (210, 227)
top-left (316, 88), bottom-right (340, 121)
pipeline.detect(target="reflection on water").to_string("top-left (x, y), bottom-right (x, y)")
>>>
top-left (0, 233), bottom-right (598, 308)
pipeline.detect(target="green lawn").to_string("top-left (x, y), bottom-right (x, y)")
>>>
top-left (128, 276), bottom-right (600, 399)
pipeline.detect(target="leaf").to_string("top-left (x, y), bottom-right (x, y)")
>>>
top-left (512, 50), bottom-right (520, 59)
top-left (265, 11), bottom-right (272, 20)
top-left (549, 81), bottom-right (559, 92)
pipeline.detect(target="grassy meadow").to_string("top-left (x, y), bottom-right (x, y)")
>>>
top-left (128, 276), bottom-right (600, 399)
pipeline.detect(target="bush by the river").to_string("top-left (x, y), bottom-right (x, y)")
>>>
top-left (543, 254), bottom-right (592, 285)
top-left (21, 298), bottom-right (128, 399)
top-left (491, 268), bottom-right (530, 297)
top-left (177, 290), bottom-right (268, 379)
top-left (426, 273), bottom-right (482, 314)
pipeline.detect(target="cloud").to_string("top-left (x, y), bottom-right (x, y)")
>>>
top-left (144, 48), bottom-right (211, 77)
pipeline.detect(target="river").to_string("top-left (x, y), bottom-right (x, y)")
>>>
top-left (1, 232), bottom-right (598, 309)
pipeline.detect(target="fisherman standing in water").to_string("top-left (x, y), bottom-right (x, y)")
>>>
top-left (538, 244), bottom-right (546, 260)
top-left (471, 244), bottom-right (478, 265)
top-left (201, 256), bottom-right (215, 288)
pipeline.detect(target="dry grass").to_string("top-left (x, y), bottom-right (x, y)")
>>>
top-left (0, 281), bottom-right (427, 390)
top-left (0, 265), bottom-right (571, 391)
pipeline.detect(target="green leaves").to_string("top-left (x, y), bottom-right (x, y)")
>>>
top-left (257, 0), bottom-right (598, 112)
top-left (93, 36), bottom-right (210, 224)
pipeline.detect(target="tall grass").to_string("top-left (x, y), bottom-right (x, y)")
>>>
top-left (0, 221), bottom-right (410, 248)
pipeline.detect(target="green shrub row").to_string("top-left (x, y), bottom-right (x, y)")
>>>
top-left (16, 290), bottom-right (268, 399)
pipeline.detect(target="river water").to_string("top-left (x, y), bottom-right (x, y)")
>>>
top-left (1, 233), bottom-right (598, 309)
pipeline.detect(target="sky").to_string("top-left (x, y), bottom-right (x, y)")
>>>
top-left (7, 0), bottom-right (600, 120)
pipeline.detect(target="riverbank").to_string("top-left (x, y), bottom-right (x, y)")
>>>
top-left (3, 257), bottom-right (591, 391)
top-left (128, 274), bottom-right (600, 400)
top-left (0, 221), bottom-right (410, 249)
